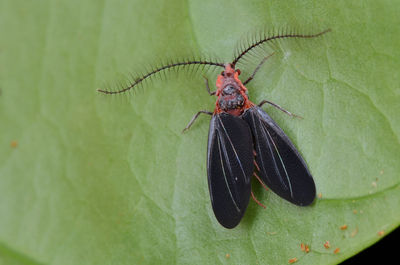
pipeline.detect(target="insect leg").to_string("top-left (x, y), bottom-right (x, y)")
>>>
top-left (251, 191), bottom-right (266, 209)
top-left (182, 110), bottom-right (213, 133)
top-left (202, 75), bottom-right (216, 96)
top-left (253, 155), bottom-right (269, 191)
top-left (254, 171), bottom-right (269, 192)
top-left (242, 53), bottom-right (275, 85)
top-left (258, 100), bottom-right (303, 119)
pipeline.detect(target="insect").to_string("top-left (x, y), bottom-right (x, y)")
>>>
top-left (98, 28), bottom-right (331, 228)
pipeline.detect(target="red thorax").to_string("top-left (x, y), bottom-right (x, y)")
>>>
top-left (214, 64), bottom-right (254, 116)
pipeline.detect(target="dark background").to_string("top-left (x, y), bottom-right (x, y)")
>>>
top-left (341, 227), bottom-right (399, 264)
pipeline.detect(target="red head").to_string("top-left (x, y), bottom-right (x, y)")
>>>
top-left (216, 64), bottom-right (244, 94)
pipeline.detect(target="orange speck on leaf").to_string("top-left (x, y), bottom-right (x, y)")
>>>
top-left (351, 228), bottom-right (359, 237)
top-left (10, 140), bottom-right (18, 148)
top-left (334, 248), bottom-right (340, 254)
top-left (323, 241), bottom-right (330, 249)
top-left (288, 257), bottom-right (298, 264)
top-left (378, 230), bottom-right (385, 237)
top-left (340, 225), bottom-right (348, 230)
top-left (305, 245), bottom-right (310, 253)
top-left (300, 243), bottom-right (310, 253)
top-left (317, 193), bottom-right (322, 198)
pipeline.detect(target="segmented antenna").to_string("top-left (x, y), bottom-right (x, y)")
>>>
top-left (231, 28), bottom-right (331, 66)
top-left (98, 60), bottom-right (225, 94)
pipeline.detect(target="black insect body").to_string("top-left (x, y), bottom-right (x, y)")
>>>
top-left (207, 113), bottom-right (254, 228)
top-left (99, 28), bottom-right (331, 228)
top-left (242, 106), bottom-right (316, 206)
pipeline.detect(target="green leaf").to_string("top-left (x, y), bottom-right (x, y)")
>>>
top-left (1, 0), bottom-right (399, 264)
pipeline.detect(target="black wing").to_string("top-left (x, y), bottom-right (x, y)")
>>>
top-left (242, 106), bottom-right (316, 206)
top-left (207, 113), bottom-right (254, 228)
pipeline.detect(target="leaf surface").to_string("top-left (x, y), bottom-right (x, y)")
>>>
top-left (0, 0), bottom-right (399, 264)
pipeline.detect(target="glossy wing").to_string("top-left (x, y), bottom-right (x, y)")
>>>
top-left (242, 106), bottom-right (316, 206)
top-left (207, 113), bottom-right (254, 228)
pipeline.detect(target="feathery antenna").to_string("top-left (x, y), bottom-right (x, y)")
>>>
top-left (231, 28), bottom-right (331, 66)
top-left (98, 60), bottom-right (225, 95)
